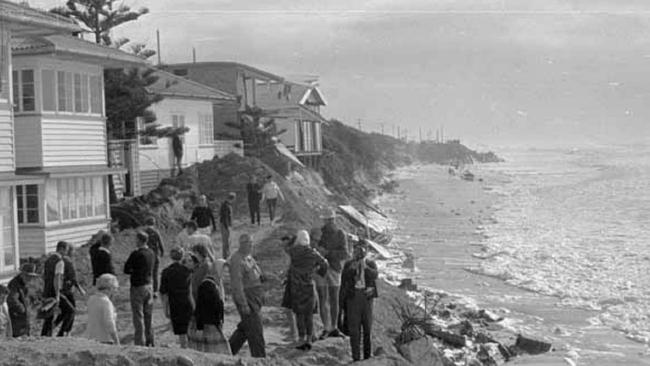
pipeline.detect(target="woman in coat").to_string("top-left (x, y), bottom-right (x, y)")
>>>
top-left (287, 230), bottom-right (328, 350)
top-left (160, 247), bottom-right (194, 348)
top-left (194, 261), bottom-right (230, 354)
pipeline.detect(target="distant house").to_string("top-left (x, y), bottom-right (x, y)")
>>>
top-left (162, 62), bottom-right (327, 166)
top-left (0, 0), bottom-right (80, 279)
top-left (10, 33), bottom-right (146, 258)
top-left (136, 70), bottom-right (242, 192)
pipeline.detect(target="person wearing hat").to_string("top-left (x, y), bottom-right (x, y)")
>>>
top-left (218, 192), bottom-right (236, 259)
top-left (316, 208), bottom-right (349, 338)
top-left (341, 239), bottom-right (378, 362)
top-left (7, 263), bottom-right (39, 337)
top-left (41, 241), bottom-right (77, 337)
top-left (261, 175), bottom-right (284, 224)
top-left (160, 247), bottom-right (194, 348)
top-left (124, 231), bottom-right (156, 346)
top-left (85, 274), bottom-right (120, 344)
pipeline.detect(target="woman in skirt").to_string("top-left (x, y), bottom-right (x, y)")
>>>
top-left (160, 247), bottom-right (194, 348)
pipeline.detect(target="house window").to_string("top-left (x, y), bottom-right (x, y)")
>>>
top-left (16, 185), bottom-right (39, 224)
top-left (46, 176), bottom-right (107, 224)
top-left (313, 122), bottom-right (322, 151)
top-left (42, 70), bottom-right (56, 111)
top-left (0, 187), bottom-right (15, 270)
top-left (199, 114), bottom-right (213, 144)
top-left (138, 117), bottom-right (157, 146)
top-left (90, 75), bottom-right (102, 113)
top-left (12, 69), bottom-right (36, 112)
top-left (57, 70), bottom-right (68, 112)
top-left (74, 73), bottom-right (83, 112)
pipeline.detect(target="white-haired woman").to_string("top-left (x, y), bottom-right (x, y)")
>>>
top-left (287, 230), bottom-right (328, 351)
top-left (85, 274), bottom-right (120, 345)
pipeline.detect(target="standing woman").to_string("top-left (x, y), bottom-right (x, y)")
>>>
top-left (85, 274), bottom-right (120, 345)
top-left (287, 230), bottom-right (328, 351)
top-left (195, 261), bottom-right (231, 354)
top-left (160, 247), bottom-right (194, 348)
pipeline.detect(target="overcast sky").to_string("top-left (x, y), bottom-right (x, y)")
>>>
top-left (30, 0), bottom-right (650, 147)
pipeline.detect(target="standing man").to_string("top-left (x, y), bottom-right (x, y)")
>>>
top-left (172, 132), bottom-right (183, 176)
top-left (7, 263), bottom-right (39, 337)
top-left (124, 231), bottom-right (155, 347)
top-left (228, 234), bottom-right (266, 358)
top-left (144, 217), bottom-right (165, 297)
top-left (54, 244), bottom-right (80, 337)
top-left (191, 195), bottom-right (217, 236)
top-left (246, 176), bottom-right (262, 226)
top-left (219, 192), bottom-right (236, 259)
top-left (341, 239), bottom-right (378, 362)
top-left (317, 208), bottom-right (349, 337)
top-left (261, 175), bottom-right (284, 224)
top-left (42, 241), bottom-right (76, 337)
top-left (91, 233), bottom-right (115, 285)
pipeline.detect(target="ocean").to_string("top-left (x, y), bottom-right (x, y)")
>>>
top-left (379, 143), bottom-right (650, 364)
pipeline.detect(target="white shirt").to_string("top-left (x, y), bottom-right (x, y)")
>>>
top-left (0, 302), bottom-right (10, 338)
top-left (261, 181), bottom-right (284, 201)
top-left (85, 293), bottom-right (117, 344)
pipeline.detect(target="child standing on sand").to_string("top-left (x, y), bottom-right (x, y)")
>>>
top-left (0, 285), bottom-right (12, 338)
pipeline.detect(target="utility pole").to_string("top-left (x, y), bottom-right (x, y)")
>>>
top-left (156, 29), bottom-right (161, 65)
top-left (380, 123), bottom-right (385, 135)
top-left (192, 47), bottom-right (196, 63)
top-left (357, 118), bottom-right (362, 131)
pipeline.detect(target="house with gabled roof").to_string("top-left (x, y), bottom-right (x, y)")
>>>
top-left (162, 62), bottom-right (328, 166)
top-left (8, 17), bottom-right (147, 258)
top-left (0, 0), bottom-right (81, 279)
top-left (136, 69), bottom-right (242, 192)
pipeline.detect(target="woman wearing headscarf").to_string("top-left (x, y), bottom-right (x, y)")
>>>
top-left (194, 260), bottom-right (231, 354)
top-left (85, 274), bottom-right (120, 345)
top-left (160, 247), bottom-right (194, 348)
top-left (286, 230), bottom-right (328, 350)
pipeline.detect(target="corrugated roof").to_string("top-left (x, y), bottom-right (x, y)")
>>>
top-left (147, 69), bottom-right (236, 101)
top-left (0, 0), bottom-right (80, 33)
top-left (12, 35), bottom-right (147, 67)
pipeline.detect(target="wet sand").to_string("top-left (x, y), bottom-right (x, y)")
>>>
top-left (379, 164), bottom-right (650, 365)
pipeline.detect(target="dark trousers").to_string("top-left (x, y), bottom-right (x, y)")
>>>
top-left (229, 309), bottom-right (266, 358)
top-left (248, 201), bottom-right (261, 225)
top-left (41, 291), bottom-right (75, 337)
top-left (131, 285), bottom-right (154, 346)
top-left (152, 257), bottom-right (160, 293)
top-left (346, 290), bottom-right (373, 361)
top-left (266, 198), bottom-right (277, 222)
top-left (220, 223), bottom-right (231, 259)
top-left (295, 310), bottom-right (314, 340)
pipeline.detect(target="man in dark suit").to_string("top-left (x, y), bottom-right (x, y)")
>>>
top-left (91, 232), bottom-right (115, 285)
top-left (341, 239), bottom-right (378, 362)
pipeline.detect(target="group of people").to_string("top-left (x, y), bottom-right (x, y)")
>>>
top-left (281, 209), bottom-right (378, 362)
top-left (246, 175), bottom-right (285, 226)
top-left (0, 187), bottom-right (378, 363)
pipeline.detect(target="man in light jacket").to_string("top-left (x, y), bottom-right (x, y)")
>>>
top-left (261, 175), bottom-right (284, 224)
top-left (228, 234), bottom-right (266, 358)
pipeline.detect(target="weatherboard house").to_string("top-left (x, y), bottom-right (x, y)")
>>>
top-left (136, 69), bottom-right (243, 193)
top-left (2, 2), bottom-right (147, 264)
top-left (163, 62), bottom-right (328, 166)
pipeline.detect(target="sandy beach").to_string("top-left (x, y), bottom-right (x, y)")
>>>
top-left (377, 163), bottom-right (650, 365)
